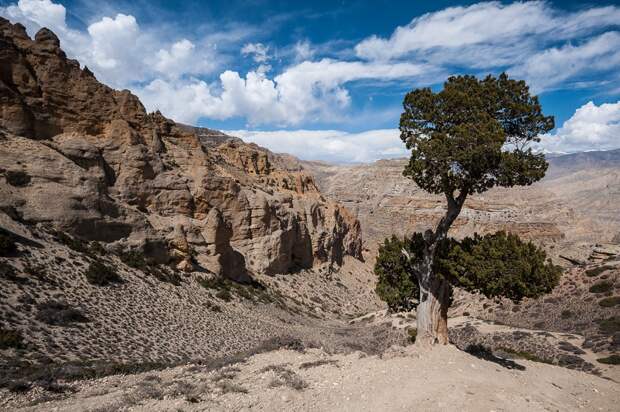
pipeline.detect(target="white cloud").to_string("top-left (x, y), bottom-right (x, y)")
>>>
top-left (354, 1), bottom-right (620, 92)
top-left (226, 129), bottom-right (406, 163)
top-left (137, 59), bottom-right (432, 125)
top-left (511, 32), bottom-right (620, 92)
top-left (241, 42), bottom-right (270, 63)
top-left (1, 0), bottom-right (219, 88)
top-left (540, 101), bottom-right (620, 153)
top-left (3, 0), bottom-right (66, 32)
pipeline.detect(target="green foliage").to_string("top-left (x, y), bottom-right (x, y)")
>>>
top-left (374, 235), bottom-right (423, 311)
top-left (374, 231), bottom-right (561, 309)
top-left (0, 329), bottom-right (24, 349)
top-left (399, 73), bottom-right (553, 196)
top-left (0, 232), bottom-right (17, 256)
top-left (85, 261), bottom-right (122, 286)
top-left (597, 355), bottom-right (620, 365)
top-left (589, 281), bottom-right (613, 294)
top-left (598, 316), bottom-right (620, 334)
top-left (599, 296), bottom-right (620, 307)
top-left (197, 275), bottom-right (269, 303)
top-left (120, 250), bottom-right (148, 270)
top-left (585, 265), bottom-right (613, 277)
top-left (407, 327), bottom-right (417, 344)
top-left (439, 231), bottom-right (562, 302)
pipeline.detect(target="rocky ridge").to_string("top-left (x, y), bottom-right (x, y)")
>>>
top-left (0, 18), bottom-right (362, 279)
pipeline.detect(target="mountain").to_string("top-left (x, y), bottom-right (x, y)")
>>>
top-left (0, 18), bottom-right (362, 279)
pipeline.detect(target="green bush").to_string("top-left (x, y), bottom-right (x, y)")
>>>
top-left (0, 329), bottom-right (24, 349)
top-left (120, 250), bottom-right (148, 270)
top-left (0, 232), bottom-right (17, 256)
top-left (407, 327), bottom-right (417, 344)
top-left (215, 289), bottom-right (232, 302)
top-left (598, 316), bottom-right (620, 334)
top-left (374, 235), bottom-right (422, 311)
top-left (585, 265), bottom-right (613, 277)
top-left (597, 354), bottom-right (620, 365)
top-left (85, 261), bottom-right (122, 286)
top-left (598, 296), bottom-right (620, 307)
top-left (589, 281), bottom-right (613, 294)
top-left (5, 170), bottom-right (31, 186)
top-left (374, 231), bottom-right (561, 312)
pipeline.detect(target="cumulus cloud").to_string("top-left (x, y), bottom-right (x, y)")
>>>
top-left (540, 101), bottom-right (620, 153)
top-left (227, 129), bottom-right (406, 163)
top-left (1, 0), bottom-right (218, 88)
top-left (138, 59), bottom-right (431, 125)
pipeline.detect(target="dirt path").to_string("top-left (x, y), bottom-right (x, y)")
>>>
top-left (3, 345), bottom-right (618, 411)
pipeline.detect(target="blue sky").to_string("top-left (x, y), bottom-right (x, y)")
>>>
top-left (2, 0), bottom-right (620, 162)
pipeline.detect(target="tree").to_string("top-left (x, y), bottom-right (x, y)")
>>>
top-left (394, 73), bottom-right (557, 346)
top-left (375, 231), bottom-right (561, 344)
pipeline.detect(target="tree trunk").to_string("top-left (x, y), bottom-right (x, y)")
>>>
top-left (414, 190), bottom-right (467, 347)
top-left (416, 264), bottom-right (450, 346)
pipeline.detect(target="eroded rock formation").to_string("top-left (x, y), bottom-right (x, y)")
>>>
top-left (0, 18), bottom-right (362, 279)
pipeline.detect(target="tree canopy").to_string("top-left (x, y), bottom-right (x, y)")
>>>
top-left (375, 231), bottom-right (561, 312)
top-left (400, 73), bottom-right (554, 197)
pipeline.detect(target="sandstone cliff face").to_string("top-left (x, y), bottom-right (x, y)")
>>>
top-left (306, 152), bottom-right (620, 259)
top-left (0, 18), bottom-right (362, 278)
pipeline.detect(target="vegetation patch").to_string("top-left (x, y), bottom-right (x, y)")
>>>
top-left (266, 367), bottom-right (307, 391)
top-left (85, 261), bottom-right (122, 286)
top-left (496, 347), bottom-right (553, 364)
top-left (36, 300), bottom-right (89, 326)
top-left (0, 329), bottom-right (25, 350)
top-left (120, 249), bottom-right (181, 285)
top-left (299, 359), bottom-right (338, 369)
top-left (197, 275), bottom-right (274, 303)
top-left (598, 296), bottom-right (620, 307)
top-left (597, 316), bottom-right (620, 334)
top-left (585, 265), bottom-right (614, 277)
top-left (407, 327), bottom-right (417, 344)
top-left (55, 231), bottom-right (89, 254)
top-left (589, 281), bottom-right (613, 294)
top-left (596, 354), bottom-right (620, 365)
top-left (5, 170), bottom-right (31, 186)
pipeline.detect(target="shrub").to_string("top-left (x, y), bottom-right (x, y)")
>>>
top-left (120, 250), bottom-right (148, 270)
top-left (85, 261), bottom-right (122, 286)
top-left (0, 232), bottom-right (17, 256)
top-left (597, 355), bottom-right (620, 365)
top-left (585, 265), bottom-right (614, 277)
top-left (55, 232), bottom-right (88, 254)
top-left (589, 281), bottom-right (613, 294)
top-left (215, 289), bottom-right (232, 302)
top-left (561, 310), bottom-right (573, 319)
top-left (36, 301), bottom-right (89, 326)
top-left (598, 296), bottom-right (620, 307)
top-left (598, 316), bottom-right (620, 334)
top-left (374, 235), bottom-right (421, 312)
top-left (407, 327), bottom-right (417, 344)
top-left (5, 170), bottom-right (31, 186)
top-left (0, 329), bottom-right (25, 349)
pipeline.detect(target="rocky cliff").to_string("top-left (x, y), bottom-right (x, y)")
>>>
top-left (0, 18), bottom-right (362, 279)
top-left (305, 151), bottom-right (620, 258)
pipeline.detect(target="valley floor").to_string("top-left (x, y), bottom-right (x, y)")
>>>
top-left (3, 344), bottom-right (618, 411)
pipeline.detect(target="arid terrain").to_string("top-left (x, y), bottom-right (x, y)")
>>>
top-left (1, 18), bottom-right (619, 412)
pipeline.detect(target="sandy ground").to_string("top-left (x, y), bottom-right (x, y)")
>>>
top-left (3, 344), bottom-right (618, 412)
